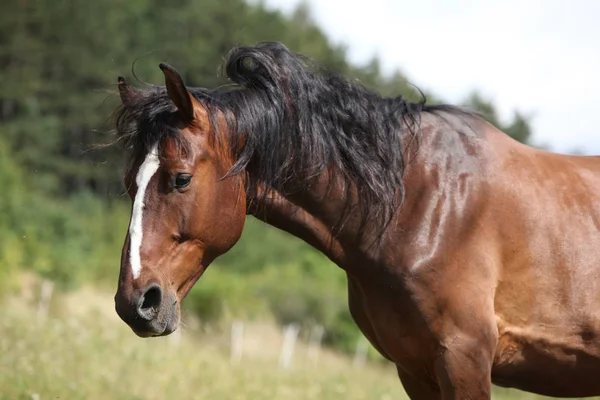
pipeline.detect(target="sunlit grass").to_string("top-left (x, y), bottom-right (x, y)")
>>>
top-left (0, 279), bottom-right (406, 400)
top-left (0, 309), bottom-right (400, 400)
top-left (0, 275), bottom-right (593, 399)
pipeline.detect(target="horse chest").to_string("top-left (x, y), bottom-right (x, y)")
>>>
top-left (346, 274), bottom-right (437, 371)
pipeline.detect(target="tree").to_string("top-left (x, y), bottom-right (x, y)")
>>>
top-left (463, 92), bottom-right (534, 145)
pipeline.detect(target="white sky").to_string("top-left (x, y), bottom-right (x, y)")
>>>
top-left (262, 0), bottom-right (600, 155)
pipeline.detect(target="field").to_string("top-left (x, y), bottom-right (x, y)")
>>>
top-left (0, 274), bottom-right (593, 400)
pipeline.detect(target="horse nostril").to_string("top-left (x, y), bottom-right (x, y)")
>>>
top-left (137, 284), bottom-right (162, 320)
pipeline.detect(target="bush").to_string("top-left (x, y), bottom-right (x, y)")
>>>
top-left (0, 139), bottom-right (27, 295)
top-left (183, 228), bottom-right (365, 354)
top-left (0, 136), bottom-right (130, 291)
top-left (184, 268), bottom-right (269, 325)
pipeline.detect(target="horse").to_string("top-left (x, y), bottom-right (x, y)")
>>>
top-left (112, 41), bottom-right (600, 399)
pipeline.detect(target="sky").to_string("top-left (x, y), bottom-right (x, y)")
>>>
top-left (262, 0), bottom-right (600, 155)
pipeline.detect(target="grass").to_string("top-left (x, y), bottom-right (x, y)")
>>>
top-left (0, 274), bottom-right (594, 399)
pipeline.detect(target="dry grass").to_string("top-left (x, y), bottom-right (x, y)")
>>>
top-left (0, 274), bottom-right (590, 399)
top-left (0, 275), bottom-right (406, 400)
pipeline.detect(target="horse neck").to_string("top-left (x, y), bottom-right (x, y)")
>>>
top-left (246, 173), bottom-right (359, 270)
top-left (243, 115), bottom-right (423, 271)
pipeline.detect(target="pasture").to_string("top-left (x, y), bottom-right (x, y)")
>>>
top-left (0, 274), bottom-right (589, 400)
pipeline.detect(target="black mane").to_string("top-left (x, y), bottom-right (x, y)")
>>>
top-left (114, 41), bottom-right (478, 232)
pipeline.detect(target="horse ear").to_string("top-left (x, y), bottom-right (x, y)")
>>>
top-left (159, 63), bottom-right (202, 122)
top-left (117, 76), bottom-right (140, 107)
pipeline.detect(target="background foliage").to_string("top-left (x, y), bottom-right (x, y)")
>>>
top-left (0, 0), bottom-right (536, 354)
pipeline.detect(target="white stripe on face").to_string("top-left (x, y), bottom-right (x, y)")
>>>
top-left (129, 144), bottom-right (160, 280)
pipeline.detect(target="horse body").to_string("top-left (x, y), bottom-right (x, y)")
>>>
top-left (251, 112), bottom-right (600, 397)
top-left (487, 139), bottom-right (600, 396)
top-left (112, 42), bottom-right (600, 398)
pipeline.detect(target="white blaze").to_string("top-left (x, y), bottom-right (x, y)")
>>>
top-left (129, 144), bottom-right (160, 280)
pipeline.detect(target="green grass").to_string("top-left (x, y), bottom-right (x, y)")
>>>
top-left (0, 276), bottom-right (594, 399)
top-left (0, 278), bottom-right (406, 400)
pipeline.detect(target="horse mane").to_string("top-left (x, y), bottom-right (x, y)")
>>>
top-left (113, 41), bottom-right (479, 233)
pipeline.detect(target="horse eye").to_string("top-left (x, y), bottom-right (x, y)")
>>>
top-left (173, 174), bottom-right (192, 189)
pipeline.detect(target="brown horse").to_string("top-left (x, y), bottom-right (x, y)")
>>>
top-left (112, 42), bottom-right (600, 399)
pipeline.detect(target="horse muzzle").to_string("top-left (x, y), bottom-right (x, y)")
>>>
top-left (114, 283), bottom-right (180, 337)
